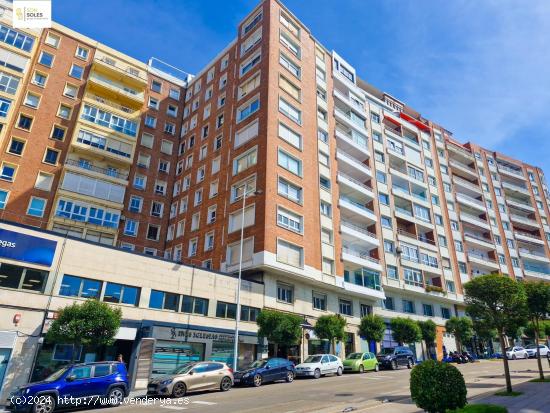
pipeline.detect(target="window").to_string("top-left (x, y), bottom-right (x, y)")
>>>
top-left (384, 240), bottom-right (394, 253)
top-left (60, 275), bottom-right (102, 299)
top-left (339, 299), bottom-right (352, 316)
top-left (423, 304), bottom-right (434, 317)
top-left (151, 201), bottom-right (164, 218)
top-left (441, 307), bottom-right (451, 319)
top-left (45, 32), bottom-right (60, 47)
top-left (237, 97), bottom-right (260, 122)
top-left (32, 71), bottom-right (47, 87)
top-left (277, 207), bottom-right (303, 233)
top-left (151, 80), bottom-right (162, 93)
top-left (17, 114), bottom-right (32, 130)
top-left (39, 51), bottom-right (54, 67)
top-left (241, 27), bottom-right (262, 55)
top-left (435, 214), bottom-right (443, 225)
top-left (379, 193), bottom-right (389, 205)
top-left (240, 51), bottom-right (261, 76)
top-left (446, 281), bottom-right (456, 293)
top-left (181, 295), bottom-right (209, 316)
top-left (24, 92), bottom-right (40, 108)
top-left (149, 290), bottom-right (179, 311)
top-left (75, 46), bottom-right (89, 60)
top-left (216, 302), bottom-right (237, 319)
top-left (278, 149), bottom-right (302, 176)
top-left (204, 231), bottom-right (215, 251)
top-left (169, 87), bottom-right (180, 100)
top-left (228, 205), bottom-right (255, 233)
top-left (279, 98), bottom-right (301, 124)
top-left (103, 282), bottom-right (140, 306)
top-left (242, 11), bottom-right (262, 34)
top-left (146, 224), bottom-right (160, 241)
top-left (0, 163), bottom-right (16, 181)
top-left (279, 75), bottom-right (301, 101)
top-left (387, 265), bottom-right (398, 280)
top-left (279, 52), bottom-right (301, 78)
top-left (63, 83), bottom-right (78, 99)
top-left (278, 177), bottom-right (302, 203)
top-left (145, 115), bottom-right (156, 128)
top-left (123, 220), bottom-right (138, 236)
top-left (277, 283), bottom-right (293, 303)
top-left (57, 104), bottom-right (71, 119)
top-left (133, 175), bottom-right (146, 190)
top-left (360, 304), bottom-right (372, 317)
top-left (383, 297), bottom-right (395, 310)
top-left (277, 239), bottom-right (303, 268)
top-left (35, 172), bottom-right (53, 191)
top-left (8, 137), bottom-right (24, 155)
top-left (69, 64), bottom-right (84, 79)
top-left (320, 201), bottom-right (332, 217)
top-left (148, 97), bottom-right (159, 110)
top-left (414, 204), bottom-right (430, 222)
top-left (381, 216), bottom-right (392, 228)
top-left (233, 147), bottom-right (257, 175)
top-left (313, 292), bottom-right (327, 311)
top-left (278, 122), bottom-right (301, 149)
top-left (402, 299), bottom-right (415, 314)
top-left (160, 139), bottom-right (173, 155)
top-left (280, 12), bottom-right (300, 38)
top-left (376, 170), bottom-right (386, 184)
top-left (43, 148), bottom-right (59, 165)
top-left (454, 240), bottom-right (464, 252)
top-left (280, 31), bottom-right (301, 58)
top-left (27, 197), bottom-right (46, 217)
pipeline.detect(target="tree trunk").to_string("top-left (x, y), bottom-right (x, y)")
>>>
top-left (70, 343), bottom-right (76, 364)
top-left (499, 331), bottom-right (513, 393)
top-left (420, 340), bottom-right (426, 361)
top-left (534, 320), bottom-right (544, 380)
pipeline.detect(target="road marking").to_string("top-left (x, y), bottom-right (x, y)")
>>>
top-left (191, 400), bottom-right (217, 405)
top-left (160, 406), bottom-right (187, 410)
top-left (363, 377), bottom-right (383, 380)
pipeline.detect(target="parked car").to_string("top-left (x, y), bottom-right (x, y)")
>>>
top-left (343, 352), bottom-right (379, 373)
top-left (6, 361), bottom-right (129, 413)
top-left (525, 344), bottom-right (549, 358)
top-left (147, 361), bottom-right (233, 398)
top-left (295, 354), bottom-right (343, 378)
top-left (233, 358), bottom-right (295, 387)
top-left (376, 346), bottom-right (415, 370)
top-left (505, 346), bottom-right (529, 360)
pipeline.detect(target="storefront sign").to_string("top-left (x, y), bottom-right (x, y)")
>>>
top-left (0, 228), bottom-right (56, 266)
top-left (152, 326), bottom-right (257, 345)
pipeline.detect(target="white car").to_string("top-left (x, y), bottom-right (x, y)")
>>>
top-left (505, 346), bottom-right (528, 360)
top-left (525, 344), bottom-right (549, 358)
top-left (295, 354), bottom-right (343, 379)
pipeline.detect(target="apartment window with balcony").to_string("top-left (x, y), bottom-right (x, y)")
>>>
top-left (402, 299), bottom-right (416, 314)
top-left (312, 292), bottom-right (327, 311)
top-left (27, 197), bottom-right (46, 217)
top-left (339, 299), bottom-right (353, 316)
top-left (81, 105), bottom-right (137, 136)
top-left (441, 307), bottom-right (451, 319)
top-left (423, 304), bottom-right (434, 317)
top-left (320, 201), bottom-right (331, 217)
top-left (69, 64), bottom-right (84, 80)
top-left (39, 51), bottom-right (54, 67)
top-left (123, 219), bottom-right (138, 236)
top-left (277, 207), bottom-right (303, 234)
top-left (279, 52), bottom-right (301, 78)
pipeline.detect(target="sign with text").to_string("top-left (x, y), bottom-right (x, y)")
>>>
top-left (13, 0), bottom-right (51, 28)
top-left (0, 228), bottom-right (56, 266)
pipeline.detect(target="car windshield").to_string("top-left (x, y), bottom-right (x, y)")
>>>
top-left (44, 367), bottom-right (70, 382)
top-left (525, 345), bottom-right (537, 349)
top-left (505, 347), bottom-right (514, 351)
top-left (304, 356), bottom-right (322, 363)
top-left (249, 360), bottom-right (268, 368)
top-left (171, 363), bottom-right (194, 375)
top-left (379, 348), bottom-right (395, 355)
top-left (347, 353), bottom-right (362, 360)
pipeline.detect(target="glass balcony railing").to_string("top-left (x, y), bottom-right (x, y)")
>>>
top-left (340, 196), bottom-right (375, 215)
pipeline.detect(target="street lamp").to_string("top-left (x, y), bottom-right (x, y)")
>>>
top-left (233, 188), bottom-right (262, 371)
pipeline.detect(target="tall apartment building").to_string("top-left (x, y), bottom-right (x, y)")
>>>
top-left (0, 0), bottom-right (549, 362)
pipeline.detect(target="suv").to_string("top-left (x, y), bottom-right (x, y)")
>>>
top-left (6, 362), bottom-right (129, 413)
top-left (376, 346), bottom-right (415, 370)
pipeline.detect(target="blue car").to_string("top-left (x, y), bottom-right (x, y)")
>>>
top-left (6, 362), bottom-right (129, 413)
top-left (233, 358), bottom-right (295, 387)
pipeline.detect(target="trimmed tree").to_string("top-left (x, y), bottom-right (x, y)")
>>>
top-left (464, 274), bottom-right (527, 393)
top-left (445, 316), bottom-right (474, 353)
top-left (390, 317), bottom-right (421, 346)
top-left (524, 281), bottom-right (550, 380)
top-left (418, 320), bottom-right (437, 360)
top-left (314, 314), bottom-right (347, 356)
top-left (256, 309), bottom-right (302, 356)
top-left (358, 314), bottom-right (386, 351)
top-left (46, 299), bottom-right (122, 363)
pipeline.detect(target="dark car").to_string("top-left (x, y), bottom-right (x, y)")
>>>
top-left (376, 346), bottom-right (415, 370)
top-left (233, 358), bottom-right (295, 387)
top-left (6, 362), bottom-right (129, 413)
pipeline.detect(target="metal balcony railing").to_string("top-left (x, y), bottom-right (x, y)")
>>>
top-left (65, 159), bottom-right (129, 180)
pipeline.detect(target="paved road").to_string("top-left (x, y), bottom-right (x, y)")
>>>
top-left (75, 359), bottom-right (544, 413)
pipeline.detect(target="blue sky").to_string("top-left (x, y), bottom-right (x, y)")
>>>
top-left (54, 0), bottom-right (550, 175)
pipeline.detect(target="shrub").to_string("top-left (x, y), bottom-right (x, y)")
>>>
top-left (410, 360), bottom-right (467, 413)
top-left (448, 404), bottom-right (508, 413)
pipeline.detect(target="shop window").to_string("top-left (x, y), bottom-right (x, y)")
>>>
top-left (0, 263), bottom-right (48, 292)
top-left (59, 274), bottom-right (102, 299)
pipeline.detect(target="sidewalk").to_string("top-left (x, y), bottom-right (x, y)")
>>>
top-left (471, 380), bottom-right (550, 413)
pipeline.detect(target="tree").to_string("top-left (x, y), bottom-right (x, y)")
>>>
top-left (524, 281), bottom-right (550, 380)
top-left (46, 299), bottom-right (122, 362)
top-left (445, 316), bottom-right (474, 353)
top-left (358, 314), bottom-right (386, 349)
top-left (314, 314), bottom-right (347, 356)
top-left (464, 274), bottom-right (527, 393)
top-left (418, 320), bottom-right (437, 360)
top-left (256, 309), bottom-right (302, 355)
top-left (390, 317), bottom-right (421, 346)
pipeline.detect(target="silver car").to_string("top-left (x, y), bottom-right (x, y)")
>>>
top-left (525, 344), bottom-right (549, 358)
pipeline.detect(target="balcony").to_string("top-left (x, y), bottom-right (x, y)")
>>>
top-left (460, 212), bottom-right (491, 230)
top-left (464, 232), bottom-right (495, 250)
top-left (449, 159), bottom-right (478, 179)
top-left (339, 196), bottom-right (377, 222)
top-left (519, 249), bottom-right (550, 263)
top-left (456, 193), bottom-right (486, 212)
top-left (523, 264), bottom-right (550, 280)
top-left (335, 127), bottom-right (370, 159)
top-left (340, 220), bottom-right (379, 249)
top-left (333, 89), bottom-right (365, 114)
top-left (467, 252), bottom-right (500, 271)
top-left (334, 107), bottom-right (368, 134)
top-left (514, 230), bottom-right (545, 245)
top-left (88, 71), bottom-right (145, 107)
top-left (396, 229), bottom-right (438, 251)
top-left (65, 159), bottom-right (129, 181)
top-left (506, 198), bottom-right (535, 213)
top-left (60, 171), bottom-right (126, 205)
top-left (453, 175), bottom-right (482, 194)
top-left (497, 163), bottom-right (525, 180)
top-left (337, 172), bottom-right (374, 201)
top-left (510, 213), bottom-right (539, 229)
top-left (93, 54), bottom-right (147, 85)
top-left (447, 144), bottom-right (474, 161)
top-left (340, 279), bottom-right (386, 300)
top-left (336, 149), bottom-right (372, 179)
top-left (502, 181), bottom-right (530, 196)
top-left (342, 246), bottom-right (382, 272)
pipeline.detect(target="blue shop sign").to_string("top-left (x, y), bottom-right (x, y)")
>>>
top-left (0, 228), bottom-right (57, 266)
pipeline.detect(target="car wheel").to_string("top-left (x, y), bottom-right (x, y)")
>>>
top-left (107, 387), bottom-right (125, 406)
top-left (512, 354), bottom-right (517, 360)
top-left (286, 371), bottom-right (294, 382)
top-left (407, 359), bottom-right (413, 369)
top-left (220, 376), bottom-right (232, 392)
top-left (253, 374), bottom-right (262, 387)
top-left (374, 363), bottom-right (379, 372)
top-left (172, 382), bottom-right (187, 398)
top-left (337, 367), bottom-right (343, 376)
top-left (391, 360), bottom-right (398, 370)
top-left (33, 394), bottom-right (56, 413)
top-left (314, 368), bottom-right (321, 379)
top-left (359, 365), bottom-right (364, 374)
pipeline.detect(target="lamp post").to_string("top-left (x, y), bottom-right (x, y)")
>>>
top-left (233, 188), bottom-right (262, 371)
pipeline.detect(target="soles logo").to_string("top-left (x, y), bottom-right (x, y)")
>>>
top-left (13, 0), bottom-right (52, 29)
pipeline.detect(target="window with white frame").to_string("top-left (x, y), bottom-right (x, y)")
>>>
top-left (277, 207), bottom-right (303, 233)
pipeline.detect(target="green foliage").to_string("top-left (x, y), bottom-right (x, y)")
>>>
top-left (390, 317), bottom-right (421, 345)
top-left (522, 321), bottom-right (546, 339)
top-left (358, 314), bottom-right (386, 343)
top-left (314, 314), bottom-right (347, 343)
top-left (418, 320), bottom-right (437, 345)
top-left (472, 320), bottom-right (498, 341)
top-left (448, 404), bottom-right (508, 413)
top-left (445, 317), bottom-right (474, 351)
top-left (545, 321), bottom-right (550, 337)
top-left (524, 281), bottom-right (550, 323)
top-left (46, 300), bottom-right (122, 361)
top-left (256, 309), bottom-right (302, 346)
top-left (410, 360), bottom-right (467, 413)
